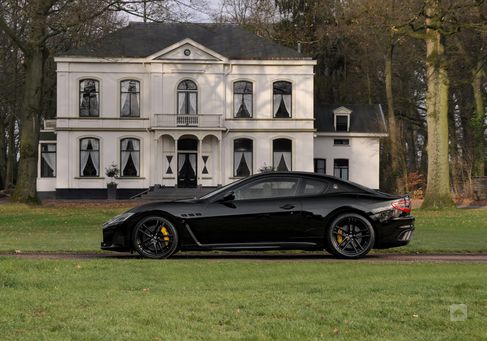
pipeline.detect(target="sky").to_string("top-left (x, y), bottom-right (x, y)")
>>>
top-left (126, 0), bottom-right (221, 23)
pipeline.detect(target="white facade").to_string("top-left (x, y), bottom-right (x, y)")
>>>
top-left (314, 135), bottom-right (381, 189)
top-left (38, 38), bottom-right (318, 195)
top-left (38, 32), bottom-right (386, 198)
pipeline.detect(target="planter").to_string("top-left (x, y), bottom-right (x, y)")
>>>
top-left (107, 183), bottom-right (118, 200)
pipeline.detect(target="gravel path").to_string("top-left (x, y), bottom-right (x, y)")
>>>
top-left (2, 252), bottom-right (487, 262)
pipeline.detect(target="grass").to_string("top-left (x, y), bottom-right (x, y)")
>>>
top-left (1, 258), bottom-right (486, 340)
top-left (0, 203), bottom-right (486, 253)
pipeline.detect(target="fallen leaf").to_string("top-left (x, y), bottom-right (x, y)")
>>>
top-left (333, 328), bottom-right (340, 335)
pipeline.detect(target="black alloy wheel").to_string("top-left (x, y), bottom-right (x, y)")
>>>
top-left (132, 216), bottom-right (179, 259)
top-left (326, 213), bottom-right (375, 259)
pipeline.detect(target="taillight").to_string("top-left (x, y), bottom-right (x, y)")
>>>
top-left (391, 197), bottom-right (411, 214)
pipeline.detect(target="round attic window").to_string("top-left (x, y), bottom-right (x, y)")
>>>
top-left (184, 49), bottom-right (191, 56)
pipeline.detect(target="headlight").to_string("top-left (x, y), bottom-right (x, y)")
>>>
top-left (103, 212), bottom-right (134, 227)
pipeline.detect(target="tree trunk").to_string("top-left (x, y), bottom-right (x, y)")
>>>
top-left (5, 115), bottom-right (16, 189)
top-left (471, 64), bottom-right (486, 176)
top-left (421, 0), bottom-right (454, 209)
top-left (385, 42), bottom-right (408, 193)
top-left (11, 49), bottom-right (45, 203)
top-left (0, 116), bottom-right (5, 190)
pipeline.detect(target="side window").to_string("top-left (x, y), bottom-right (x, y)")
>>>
top-left (301, 179), bottom-right (328, 196)
top-left (234, 178), bottom-right (299, 200)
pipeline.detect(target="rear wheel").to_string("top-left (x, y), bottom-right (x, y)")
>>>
top-left (325, 213), bottom-right (375, 259)
top-left (132, 216), bottom-right (179, 259)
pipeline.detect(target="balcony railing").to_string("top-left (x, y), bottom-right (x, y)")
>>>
top-left (153, 114), bottom-right (221, 128)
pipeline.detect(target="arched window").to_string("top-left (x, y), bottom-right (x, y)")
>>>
top-left (273, 81), bottom-right (292, 118)
top-left (79, 79), bottom-right (99, 117)
top-left (177, 80), bottom-right (197, 115)
top-left (120, 80), bottom-right (140, 117)
top-left (233, 81), bottom-right (253, 118)
top-left (234, 138), bottom-right (253, 177)
top-left (120, 138), bottom-right (140, 177)
top-left (80, 138), bottom-right (100, 177)
top-left (273, 138), bottom-right (292, 171)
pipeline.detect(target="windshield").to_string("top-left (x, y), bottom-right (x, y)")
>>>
top-left (199, 178), bottom-right (247, 200)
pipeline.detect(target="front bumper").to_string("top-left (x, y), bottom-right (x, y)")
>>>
top-left (374, 216), bottom-right (415, 249)
top-left (101, 223), bottom-right (130, 252)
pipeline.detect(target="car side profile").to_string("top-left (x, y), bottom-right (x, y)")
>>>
top-left (101, 172), bottom-right (415, 259)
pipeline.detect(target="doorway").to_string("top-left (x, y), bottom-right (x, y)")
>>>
top-left (177, 138), bottom-right (198, 188)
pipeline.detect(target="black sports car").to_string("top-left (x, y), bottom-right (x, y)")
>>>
top-left (102, 172), bottom-right (415, 259)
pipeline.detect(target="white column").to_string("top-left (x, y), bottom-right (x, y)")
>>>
top-left (174, 137), bottom-right (178, 187)
top-left (218, 138), bottom-right (222, 186)
top-left (151, 133), bottom-right (158, 185)
top-left (198, 138), bottom-right (203, 186)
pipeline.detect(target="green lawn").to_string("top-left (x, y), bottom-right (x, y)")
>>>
top-left (0, 203), bottom-right (486, 253)
top-left (0, 258), bottom-right (486, 340)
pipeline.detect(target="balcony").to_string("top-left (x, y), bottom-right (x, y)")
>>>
top-left (152, 114), bottom-right (222, 128)
top-left (43, 119), bottom-right (56, 130)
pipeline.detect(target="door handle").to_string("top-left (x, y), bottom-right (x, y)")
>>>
top-left (280, 204), bottom-right (295, 210)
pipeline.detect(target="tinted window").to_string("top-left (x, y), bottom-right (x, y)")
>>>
top-left (302, 179), bottom-right (328, 196)
top-left (234, 178), bottom-right (298, 200)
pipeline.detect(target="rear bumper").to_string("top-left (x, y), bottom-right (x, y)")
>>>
top-left (374, 216), bottom-right (415, 249)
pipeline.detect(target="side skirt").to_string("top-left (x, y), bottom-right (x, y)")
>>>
top-left (183, 223), bottom-right (319, 250)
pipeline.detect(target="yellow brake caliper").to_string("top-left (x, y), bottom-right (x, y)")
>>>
top-left (337, 227), bottom-right (343, 245)
top-left (160, 226), bottom-right (170, 246)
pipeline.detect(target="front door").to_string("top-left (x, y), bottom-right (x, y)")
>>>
top-left (178, 153), bottom-right (197, 188)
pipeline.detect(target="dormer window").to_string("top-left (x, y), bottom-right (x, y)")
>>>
top-left (333, 107), bottom-right (352, 132)
top-left (335, 116), bottom-right (348, 131)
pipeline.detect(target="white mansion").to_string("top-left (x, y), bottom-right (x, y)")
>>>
top-left (38, 23), bottom-right (387, 199)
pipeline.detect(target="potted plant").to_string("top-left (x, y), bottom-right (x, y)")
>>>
top-left (258, 163), bottom-right (275, 173)
top-left (105, 163), bottom-right (120, 200)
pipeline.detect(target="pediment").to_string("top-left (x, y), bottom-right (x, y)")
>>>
top-left (333, 106), bottom-right (352, 115)
top-left (150, 39), bottom-right (227, 62)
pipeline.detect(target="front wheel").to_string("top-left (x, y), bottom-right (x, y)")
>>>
top-left (132, 216), bottom-right (179, 259)
top-left (325, 213), bottom-right (375, 259)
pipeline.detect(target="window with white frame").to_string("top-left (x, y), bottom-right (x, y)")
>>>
top-left (40, 144), bottom-right (56, 177)
top-left (273, 138), bottom-right (292, 171)
top-left (273, 81), bottom-right (292, 118)
top-left (314, 158), bottom-right (326, 174)
top-left (234, 81), bottom-right (253, 118)
top-left (334, 159), bottom-right (349, 180)
top-left (177, 80), bottom-right (197, 115)
top-left (79, 79), bottom-right (99, 117)
top-left (80, 138), bottom-right (100, 177)
top-left (335, 115), bottom-right (349, 132)
top-left (234, 138), bottom-right (253, 177)
top-left (120, 80), bottom-right (140, 117)
top-left (120, 138), bottom-right (140, 177)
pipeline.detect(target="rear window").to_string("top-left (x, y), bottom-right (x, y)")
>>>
top-left (301, 178), bottom-right (329, 196)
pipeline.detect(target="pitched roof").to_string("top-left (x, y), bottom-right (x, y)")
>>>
top-left (314, 103), bottom-right (388, 134)
top-left (59, 22), bottom-right (309, 60)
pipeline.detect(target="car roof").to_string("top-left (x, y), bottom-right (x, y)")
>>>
top-left (248, 171), bottom-right (376, 193)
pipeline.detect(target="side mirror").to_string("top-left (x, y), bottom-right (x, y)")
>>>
top-left (221, 191), bottom-right (235, 202)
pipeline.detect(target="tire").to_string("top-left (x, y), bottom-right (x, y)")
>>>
top-left (132, 215), bottom-right (179, 259)
top-left (325, 213), bottom-right (375, 259)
